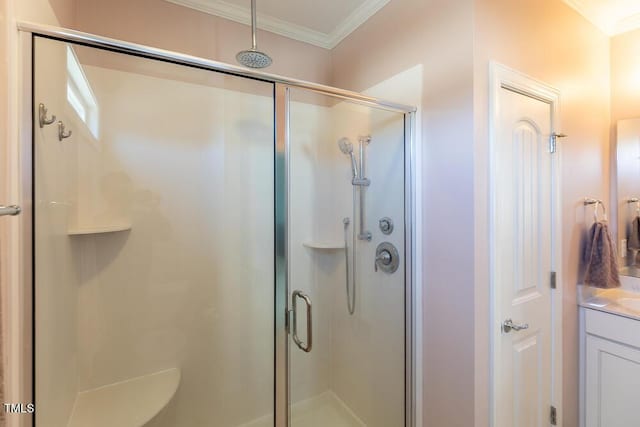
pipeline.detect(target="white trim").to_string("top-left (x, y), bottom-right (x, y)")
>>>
top-left (562, 0), bottom-right (640, 35)
top-left (488, 62), bottom-right (563, 427)
top-left (325, 0), bottom-right (390, 48)
top-left (4, 27), bottom-right (33, 427)
top-left (163, 0), bottom-right (390, 49)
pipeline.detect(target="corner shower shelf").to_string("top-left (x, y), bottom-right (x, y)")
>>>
top-left (67, 368), bottom-right (180, 427)
top-left (67, 223), bottom-right (132, 235)
top-left (302, 241), bottom-right (345, 250)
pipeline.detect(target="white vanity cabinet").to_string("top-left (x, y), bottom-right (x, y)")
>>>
top-left (580, 307), bottom-right (640, 427)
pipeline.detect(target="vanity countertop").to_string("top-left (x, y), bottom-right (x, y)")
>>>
top-left (580, 288), bottom-right (640, 321)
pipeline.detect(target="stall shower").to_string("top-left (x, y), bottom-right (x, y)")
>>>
top-left (27, 26), bottom-right (415, 427)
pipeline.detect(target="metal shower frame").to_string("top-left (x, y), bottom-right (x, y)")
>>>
top-left (15, 22), bottom-right (418, 427)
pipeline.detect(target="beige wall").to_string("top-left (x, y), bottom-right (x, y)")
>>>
top-left (332, 1), bottom-right (476, 426)
top-left (15, 0), bottom-right (73, 27)
top-left (72, 0), bottom-right (332, 85)
top-left (474, 1), bottom-right (610, 427)
top-left (611, 28), bottom-right (640, 124)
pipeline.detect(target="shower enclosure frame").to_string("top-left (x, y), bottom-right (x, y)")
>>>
top-left (13, 22), bottom-right (418, 427)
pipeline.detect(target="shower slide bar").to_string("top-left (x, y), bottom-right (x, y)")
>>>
top-left (356, 136), bottom-right (372, 241)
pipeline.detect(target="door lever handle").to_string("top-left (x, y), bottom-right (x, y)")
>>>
top-left (0, 205), bottom-right (21, 217)
top-left (502, 318), bottom-right (529, 333)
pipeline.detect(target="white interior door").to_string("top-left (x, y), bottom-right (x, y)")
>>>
top-left (493, 80), bottom-right (557, 427)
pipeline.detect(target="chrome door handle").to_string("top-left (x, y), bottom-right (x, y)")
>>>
top-left (0, 205), bottom-right (21, 216)
top-left (292, 290), bottom-right (312, 353)
top-left (502, 318), bottom-right (529, 333)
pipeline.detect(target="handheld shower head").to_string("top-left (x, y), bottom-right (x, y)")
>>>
top-left (338, 137), bottom-right (353, 154)
top-left (338, 137), bottom-right (358, 179)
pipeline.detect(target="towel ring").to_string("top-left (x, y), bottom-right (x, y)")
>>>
top-left (584, 198), bottom-right (607, 222)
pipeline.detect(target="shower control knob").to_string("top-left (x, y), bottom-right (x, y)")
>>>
top-left (379, 217), bottom-right (394, 235)
top-left (375, 242), bottom-right (399, 274)
top-left (376, 250), bottom-right (392, 265)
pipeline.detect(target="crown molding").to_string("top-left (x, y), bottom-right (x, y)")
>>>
top-left (562, 0), bottom-right (640, 36)
top-left (326, 0), bottom-right (390, 48)
top-left (615, 12), bottom-right (640, 36)
top-left (164, 0), bottom-right (390, 49)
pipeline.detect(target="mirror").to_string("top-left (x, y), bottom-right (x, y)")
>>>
top-left (617, 119), bottom-right (640, 277)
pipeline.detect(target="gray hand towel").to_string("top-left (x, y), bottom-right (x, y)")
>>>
top-left (584, 221), bottom-right (621, 289)
top-left (628, 216), bottom-right (640, 250)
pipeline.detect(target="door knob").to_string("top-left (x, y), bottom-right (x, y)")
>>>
top-left (502, 318), bottom-right (529, 333)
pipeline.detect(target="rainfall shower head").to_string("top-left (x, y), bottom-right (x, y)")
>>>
top-left (236, 49), bottom-right (272, 68)
top-left (338, 137), bottom-right (358, 179)
top-left (236, 0), bottom-right (272, 69)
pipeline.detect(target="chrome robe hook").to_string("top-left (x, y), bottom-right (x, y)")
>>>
top-left (57, 121), bottom-right (72, 141)
top-left (38, 103), bottom-right (56, 128)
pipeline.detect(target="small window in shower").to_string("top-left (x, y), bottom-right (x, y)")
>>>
top-left (66, 46), bottom-right (99, 138)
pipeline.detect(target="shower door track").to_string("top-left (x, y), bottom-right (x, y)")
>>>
top-left (14, 21), bottom-right (418, 427)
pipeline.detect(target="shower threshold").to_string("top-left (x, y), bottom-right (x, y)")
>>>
top-left (240, 391), bottom-right (366, 427)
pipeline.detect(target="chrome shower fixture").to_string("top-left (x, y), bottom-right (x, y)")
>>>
top-left (338, 134), bottom-right (373, 316)
top-left (355, 135), bottom-right (372, 241)
top-left (343, 217), bottom-right (356, 315)
top-left (236, 0), bottom-right (272, 68)
top-left (353, 135), bottom-right (371, 187)
top-left (338, 137), bottom-right (358, 179)
top-left (338, 135), bottom-right (372, 242)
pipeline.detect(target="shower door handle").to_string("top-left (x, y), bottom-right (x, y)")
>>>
top-left (291, 290), bottom-right (312, 353)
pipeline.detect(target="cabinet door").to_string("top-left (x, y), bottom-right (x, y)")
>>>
top-left (585, 334), bottom-right (640, 427)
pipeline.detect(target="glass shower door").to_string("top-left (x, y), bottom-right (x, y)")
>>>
top-left (286, 88), bottom-right (408, 427)
top-left (33, 36), bottom-right (275, 427)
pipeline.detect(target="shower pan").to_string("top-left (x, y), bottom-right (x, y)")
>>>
top-left (18, 23), bottom-right (415, 427)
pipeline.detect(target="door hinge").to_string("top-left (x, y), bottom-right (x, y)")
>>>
top-left (550, 271), bottom-right (557, 289)
top-left (549, 133), bottom-right (567, 153)
top-left (550, 405), bottom-right (557, 425)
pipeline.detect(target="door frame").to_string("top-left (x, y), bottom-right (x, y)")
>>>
top-left (488, 62), bottom-right (563, 426)
top-left (4, 30), bottom-right (34, 427)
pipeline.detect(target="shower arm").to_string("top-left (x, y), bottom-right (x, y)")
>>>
top-left (250, 0), bottom-right (258, 50)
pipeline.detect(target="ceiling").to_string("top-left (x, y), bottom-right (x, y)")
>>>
top-left (563, 0), bottom-right (640, 35)
top-left (164, 0), bottom-right (390, 49)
